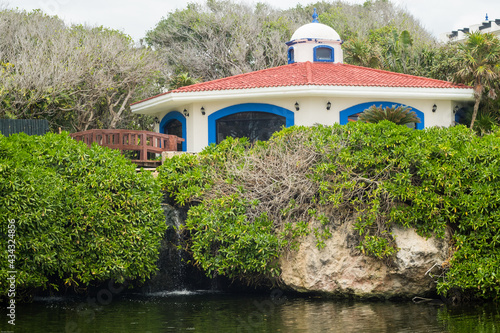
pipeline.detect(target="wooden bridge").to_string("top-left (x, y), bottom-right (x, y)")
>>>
top-left (70, 129), bottom-right (184, 167)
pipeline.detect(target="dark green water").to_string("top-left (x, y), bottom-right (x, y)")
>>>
top-left (1, 290), bottom-right (499, 333)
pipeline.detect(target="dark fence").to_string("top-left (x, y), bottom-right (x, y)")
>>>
top-left (0, 119), bottom-right (49, 137)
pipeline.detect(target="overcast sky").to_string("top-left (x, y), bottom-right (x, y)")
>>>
top-left (3, 0), bottom-right (499, 42)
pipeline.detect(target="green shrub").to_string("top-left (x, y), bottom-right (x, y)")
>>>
top-left (358, 104), bottom-right (421, 125)
top-left (184, 194), bottom-right (282, 283)
top-left (0, 133), bottom-right (166, 299)
top-left (159, 121), bottom-right (500, 300)
top-left (156, 137), bottom-right (250, 206)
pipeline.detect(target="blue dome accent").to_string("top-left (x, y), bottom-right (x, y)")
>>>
top-left (312, 8), bottom-right (319, 23)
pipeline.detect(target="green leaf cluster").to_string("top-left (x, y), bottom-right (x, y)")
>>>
top-left (185, 194), bottom-right (282, 283)
top-left (313, 121), bottom-right (500, 299)
top-left (159, 121), bottom-right (500, 299)
top-left (358, 104), bottom-right (421, 126)
top-left (0, 132), bottom-right (166, 299)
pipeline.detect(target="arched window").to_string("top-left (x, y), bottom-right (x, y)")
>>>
top-left (159, 111), bottom-right (187, 151)
top-left (339, 102), bottom-right (425, 130)
top-left (164, 119), bottom-right (183, 151)
top-left (216, 112), bottom-right (286, 144)
top-left (208, 103), bottom-right (294, 145)
top-left (288, 47), bottom-right (295, 64)
top-left (314, 45), bottom-right (334, 62)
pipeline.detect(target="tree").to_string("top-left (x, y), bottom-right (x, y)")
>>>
top-left (0, 9), bottom-right (163, 132)
top-left (0, 132), bottom-right (166, 298)
top-left (453, 32), bottom-right (500, 130)
top-left (343, 37), bottom-right (381, 68)
top-left (146, 0), bottom-right (295, 81)
top-left (167, 73), bottom-right (201, 90)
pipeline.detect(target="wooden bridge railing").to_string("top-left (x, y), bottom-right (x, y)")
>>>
top-left (70, 129), bottom-right (185, 161)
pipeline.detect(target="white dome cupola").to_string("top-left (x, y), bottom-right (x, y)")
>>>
top-left (286, 8), bottom-right (343, 64)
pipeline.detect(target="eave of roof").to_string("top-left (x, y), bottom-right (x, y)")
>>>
top-left (131, 62), bottom-right (473, 114)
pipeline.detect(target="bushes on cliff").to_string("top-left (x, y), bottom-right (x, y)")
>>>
top-left (158, 122), bottom-right (500, 299)
top-left (0, 133), bottom-right (166, 299)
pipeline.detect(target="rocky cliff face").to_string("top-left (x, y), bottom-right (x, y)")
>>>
top-left (280, 222), bottom-right (450, 299)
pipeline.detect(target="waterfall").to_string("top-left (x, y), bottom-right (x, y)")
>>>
top-left (142, 203), bottom-right (211, 293)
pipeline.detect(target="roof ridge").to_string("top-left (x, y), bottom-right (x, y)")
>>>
top-left (339, 63), bottom-right (467, 86)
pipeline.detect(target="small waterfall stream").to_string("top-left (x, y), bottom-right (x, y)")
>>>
top-left (142, 203), bottom-right (211, 293)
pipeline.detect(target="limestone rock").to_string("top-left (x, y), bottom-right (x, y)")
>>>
top-left (280, 222), bottom-right (449, 298)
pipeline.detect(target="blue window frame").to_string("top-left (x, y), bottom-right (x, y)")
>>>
top-left (288, 47), bottom-right (295, 64)
top-left (208, 103), bottom-right (294, 145)
top-left (313, 45), bottom-right (334, 62)
top-left (339, 102), bottom-right (425, 130)
top-left (159, 111), bottom-right (187, 151)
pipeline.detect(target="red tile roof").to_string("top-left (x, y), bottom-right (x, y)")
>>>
top-left (133, 62), bottom-right (470, 105)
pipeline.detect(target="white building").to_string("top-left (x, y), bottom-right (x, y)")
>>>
top-left (132, 10), bottom-right (474, 153)
top-left (440, 14), bottom-right (500, 43)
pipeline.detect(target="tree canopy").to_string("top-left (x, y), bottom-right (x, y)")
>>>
top-left (0, 8), bottom-right (163, 132)
top-left (2, 1), bottom-right (500, 132)
top-left (453, 31), bottom-right (500, 130)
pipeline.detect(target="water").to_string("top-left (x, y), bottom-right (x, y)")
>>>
top-left (2, 291), bottom-right (499, 332)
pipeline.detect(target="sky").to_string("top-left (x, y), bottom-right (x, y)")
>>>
top-left (3, 0), bottom-right (499, 42)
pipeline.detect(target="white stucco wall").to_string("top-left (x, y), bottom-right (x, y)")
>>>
top-left (152, 94), bottom-right (465, 152)
top-left (289, 41), bottom-right (344, 64)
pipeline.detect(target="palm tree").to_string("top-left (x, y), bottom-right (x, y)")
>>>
top-left (453, 32), bottom-right (500, 130)
top-left (168, 72), bottom-right (200, 90)
top-left (343, 37), bottom-right (381, 68)
top-left (358, 104), bottom-right (420, 126)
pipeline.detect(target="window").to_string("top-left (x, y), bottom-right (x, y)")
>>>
top-left (314, 46), bottom-right (334, 62)
top-left (347, 112), bottom-right (361, 122)
top-left (339, 102), bottom-right (425, 130)
top-left (164, 119), bottom-right (183, 151)
top-left (288, 47), bottom-right (295, 64)
top-left (159, 111), bottom-right (186, 151)
top-left (215, 112), bottom-right (286, 144)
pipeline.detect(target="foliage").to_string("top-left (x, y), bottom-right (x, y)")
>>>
top-left (156, 137), bottom-right (250, 206)
top-left (316, 121), bottom-right (500, 299)
top-left (0, 8), bottom-right (162, 132)
top-left (0, 133), bottom-right (166, 299)
top-left (453, 31), bottom-right (500, 129)
top-left (343, 37), bottom-right (381, 68)
top-left (159, 122), bottom-right (500, 299)
top-left (158, 132), bottom-right (325, 283)
top-left (358, 104), bottom-right (421, 125)
top-left (168, 73), bottom-right (201, 90)
top-left (185, 195), bottom-right (282, 283)
top-left (146, 0), bottom-right (294, 81)
top-left (146, 0), bottom-right (432, 81)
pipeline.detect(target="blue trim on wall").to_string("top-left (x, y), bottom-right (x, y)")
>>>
top-left (339, 102), bottom-right (425, 130)
top-left (208, 103), bottom-right (295, 145)
top-left (313, 45), bottom-right (335, 62)
top-left (288, 47), bottom-right (295, 64)
top-left (159, 111), bottom-right (187, 151)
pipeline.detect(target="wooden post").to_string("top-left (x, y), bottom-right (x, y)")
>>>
top-left (141, 133), bottom-right (147, 161)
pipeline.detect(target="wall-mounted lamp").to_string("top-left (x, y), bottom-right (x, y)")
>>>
top-left (201, 106), bottom-right (206, 115)
top-left (326, 101), bottom-right (331, 110)
top-left (453, 105), bottom-right (459, 114)
top-left (183, 108), bottom-right (189, 117)
top-left (153, 116), bottom-right (160, 124)
top-left (432, 104), bottom-right (437, 113)
top-left (295, 102), bottom-right (300, 111)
